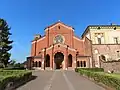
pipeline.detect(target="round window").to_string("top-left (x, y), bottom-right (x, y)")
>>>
top-left (54, 35), bottom-right (64, 44)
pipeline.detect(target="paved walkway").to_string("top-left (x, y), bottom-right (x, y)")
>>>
top-left (16, 70), bottom-right (105, 90)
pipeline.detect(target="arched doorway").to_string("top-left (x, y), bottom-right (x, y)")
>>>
top-left (35, 61), bottom-right (37, 67)
top-left (45, 54), bottom-right (50, 67)
top-left (54, 52), bottom-right (64, 69)
top-left (39, 61), bottom-right (41, 67)
top-left (68, 54), bottom-right (72, 67)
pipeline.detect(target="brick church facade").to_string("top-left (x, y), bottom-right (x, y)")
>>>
top-left (26, 21), bottom-right (92, 70)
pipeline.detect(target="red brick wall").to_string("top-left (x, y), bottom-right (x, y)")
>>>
top-left (31, 42), bottom-right (35, 56)
top-left (46, 25), bottom-right (73, 47)
top-left (73, 37), bottom-right (84, 55)
top-left (84, 37), bottom-right (92, 56)
top-left (36, 37), bottom-right (46, 56)
top-left (31, 23), bottom-right (91, 58)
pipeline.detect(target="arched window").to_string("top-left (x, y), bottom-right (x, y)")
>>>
top-left (35, 61), bottom-right (37, 67)
top-left (79, 61), bottom-right (87, 67)
top-left (32, 61), bottom-right (34, 67)
top-left (100, 55), bottom-right (106, 61)
top-left (80, 61), bottom-right (83, 67)
top-left (83, 61), bottom-right (86, 67)
top-left (77, 61), bottom-right (80, 67)
top-left (39, 61), bottom-right (41, 67)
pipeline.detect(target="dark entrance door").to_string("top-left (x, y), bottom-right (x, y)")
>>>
top-left (54, 52), bottom-right (64, 69)
top-left (68, 54), bottom-right (72, 67)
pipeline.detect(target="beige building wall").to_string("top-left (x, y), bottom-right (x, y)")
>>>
top-left (85, 27), bottom-right (120, 44)
top-left (83, 26), bottom-right (120, 67)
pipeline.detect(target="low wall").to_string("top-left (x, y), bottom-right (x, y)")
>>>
top-left (101, 61), bottom-right (120, 73)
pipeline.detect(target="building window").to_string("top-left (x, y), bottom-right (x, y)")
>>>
top-left (114, 27), bottom-right (116, 30)
top-left (58, 26), bottom-right (60, 29)
top-left (114, 37), bottom-right (118, 44)
top-left (77, 61), bottom-right (80, 67)
top-left (83, 61), bottom-right (86, 67)
top-left (100, 55), bottom-right (106, 61)
top-left (95, 33), bottom-right (104, 44)
top-left (97, 38), bottom-right (101, 44)
top-left (77, 61), bottom-right (86, 67)
top-left (117, 51), bottom-right (120, 58)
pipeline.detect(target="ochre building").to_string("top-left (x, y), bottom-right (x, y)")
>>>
top-left (27, 21), bottom-right (92, 70)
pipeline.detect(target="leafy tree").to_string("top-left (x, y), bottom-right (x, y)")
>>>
top-left (9, 59), bottom-right (16, 66)
top-left (0, 18), bottom-right (13, 67)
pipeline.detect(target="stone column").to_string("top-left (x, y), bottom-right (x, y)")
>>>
top-left (50, 54), bottom-right (53, 70)
top-left (53, 57), bottom-right (56, 70)
top-left (73, 56), bottom-right (77, 69)
top-left (65, 46), bottom-right (68, 70)
top-left (41, 48), bottom-right (46, 70)
top-left (50, 45), bottom-right (54, 70)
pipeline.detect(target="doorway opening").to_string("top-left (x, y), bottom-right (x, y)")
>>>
top-left (68, 54), bottom-right (72, 67)
top-left (54, 52), bottom-right (64, 69)
top-left (45, 54), bottom-right (50, 67)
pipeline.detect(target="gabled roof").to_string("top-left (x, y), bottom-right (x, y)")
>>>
top-left (44, 21), bottom-right (74, 30)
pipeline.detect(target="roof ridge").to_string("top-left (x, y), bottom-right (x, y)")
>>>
top-left (44, 21), bottom-right (73, 30)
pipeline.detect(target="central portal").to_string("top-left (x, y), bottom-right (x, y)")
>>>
top-left (54, 52), bottom-right (64, 69)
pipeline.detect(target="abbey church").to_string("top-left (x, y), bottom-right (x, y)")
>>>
top-left (26, 21), bottom-right (120, 71)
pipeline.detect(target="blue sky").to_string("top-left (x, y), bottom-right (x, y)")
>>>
top-left (0, 0), bottom-right (120, 63)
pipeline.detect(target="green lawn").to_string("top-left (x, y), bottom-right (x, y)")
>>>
top-left (96, 72), bottom-right (120, 78)
top-left (105, 73), bottom-right (120, 78)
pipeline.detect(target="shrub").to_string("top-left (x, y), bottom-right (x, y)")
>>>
top-left (75, 68), bottom-right (104, 72)
top-left (0, 70), bottom-right (32, 90)
top-left (75, 68), bottom-right (120, 90)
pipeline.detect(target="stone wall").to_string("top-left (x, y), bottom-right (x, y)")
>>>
top-left (92, 44), bottom-right (120, 67)
top-left (101, 61), bottom-right (120, 73)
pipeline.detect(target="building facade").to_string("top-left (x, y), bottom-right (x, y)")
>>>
top-left (26, 22), bottom-right (120, 70)
top-left (82, 24), bottom-right (120, 68)
top-left (27, 21), bottom-right (92, 70)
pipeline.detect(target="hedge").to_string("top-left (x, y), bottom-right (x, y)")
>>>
top-left (75, 68), bottom-right (120, 90)
top-left (75, 68), bottom-right (104, 72)
top-left (0, 70), bottom-right (32, 90)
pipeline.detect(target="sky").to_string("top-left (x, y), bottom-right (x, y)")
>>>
top-left (0, 0), bottom-right (120, 63)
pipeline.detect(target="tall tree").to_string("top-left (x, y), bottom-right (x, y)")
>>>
top-left (0, 18), bottom-right (13, 67)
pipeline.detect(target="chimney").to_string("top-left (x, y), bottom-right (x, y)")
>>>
top-left (34, 34), bottom-right (41, 40)
top-left (110, 23), bottom-right (116, 26)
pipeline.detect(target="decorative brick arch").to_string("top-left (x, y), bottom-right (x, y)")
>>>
top-left (53, 50), bottom-right (65, 56)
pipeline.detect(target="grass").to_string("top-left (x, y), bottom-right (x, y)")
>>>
top-left (105, 73), bottom-right (120, 78)
top-left (95, 72), bottom-right (120, 78)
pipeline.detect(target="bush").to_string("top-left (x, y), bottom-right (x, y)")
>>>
top-left (75, 68), bottom-right (104, 72)
top-left (75, 68), bottom-right (120, 90)
top-left (0, 64), bottom-right (4, 68)
top-left (4, 67), bottom-right (25, 70)
top-left (0, 70), bottom-right (32, 90)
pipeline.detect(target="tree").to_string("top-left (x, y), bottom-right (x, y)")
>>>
top-left (9, 59), bottom-right (16, 66)
top-left (0, 18), bottom-right (13, 67)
